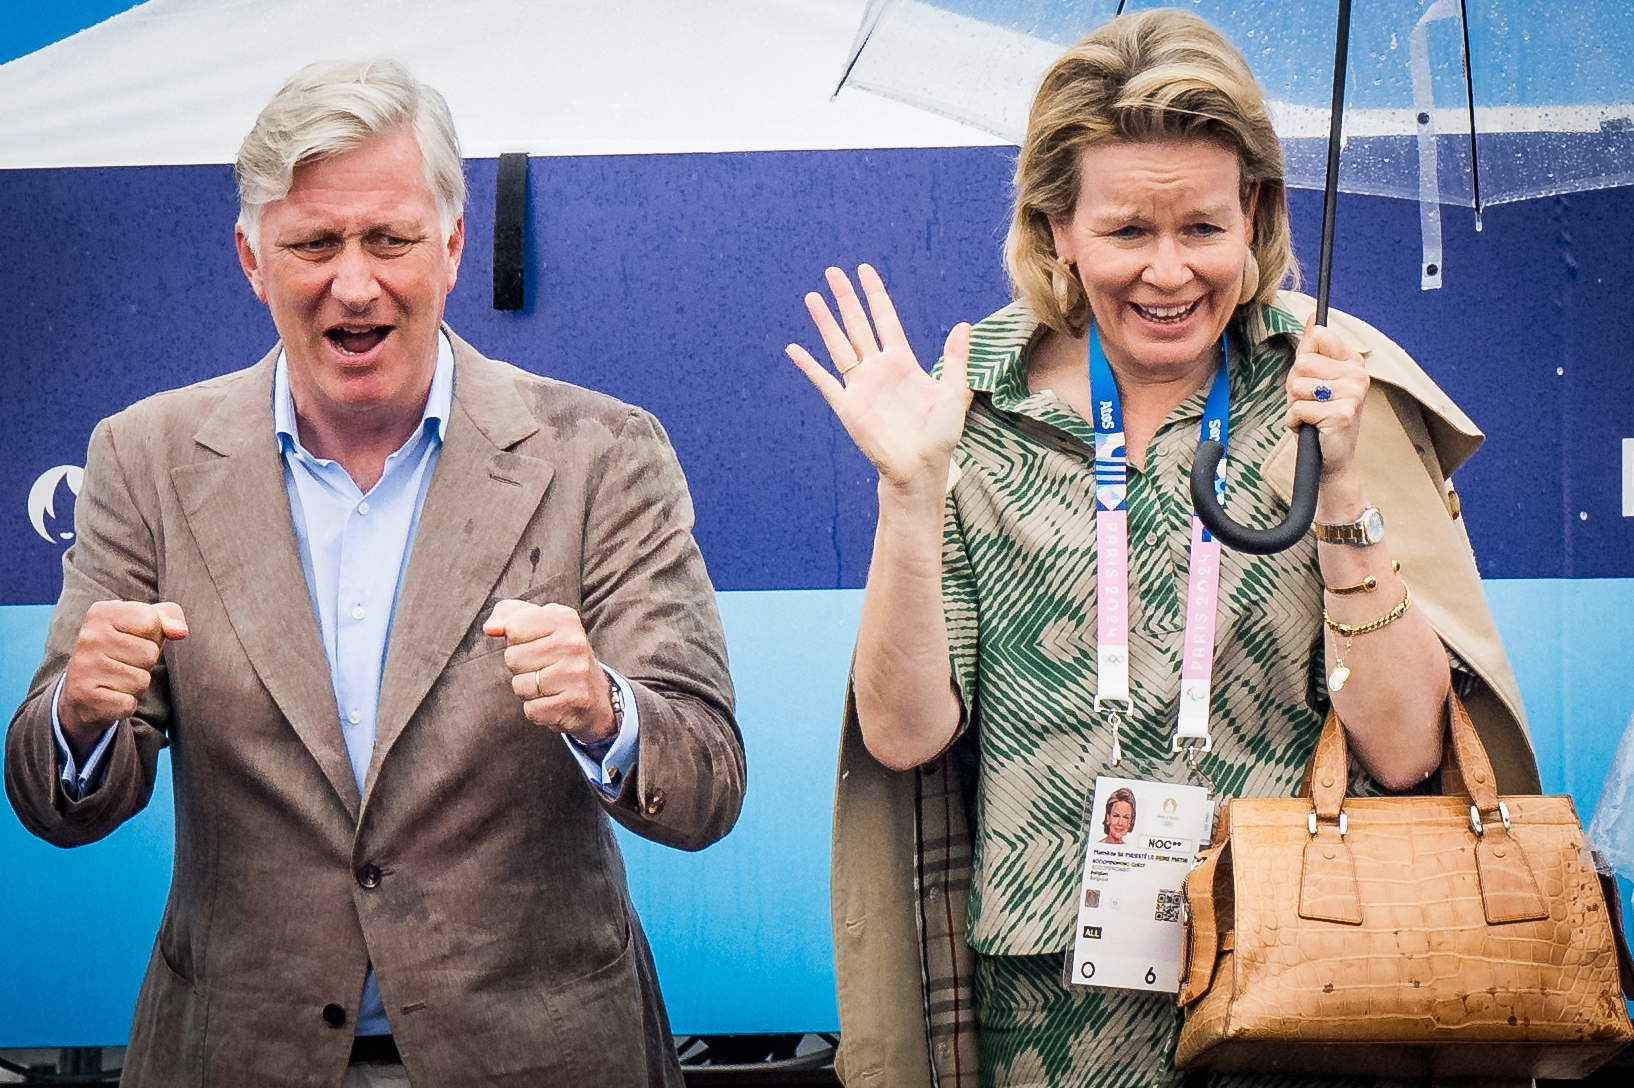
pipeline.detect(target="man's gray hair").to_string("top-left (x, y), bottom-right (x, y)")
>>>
top-left (235, 59), bottom-right (466, 253)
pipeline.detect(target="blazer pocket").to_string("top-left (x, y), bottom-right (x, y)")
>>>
top-left (543, 919), bottom-right (645, 1085)
top-left (125, 941), bottom-right (204, 1083)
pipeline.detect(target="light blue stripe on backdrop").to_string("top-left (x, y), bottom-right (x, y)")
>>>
top-left (0, 590), bottom-right (861, 1045)
top-left (3, 582), bottom-right (1632, 1046)
top-left (1485, 579), bottom-right (1634, 812)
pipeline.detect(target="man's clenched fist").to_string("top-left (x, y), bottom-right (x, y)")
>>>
top-left (483, 600), bottom-right (618, 747)
top-left (59, 600), bottom-right (189, 752)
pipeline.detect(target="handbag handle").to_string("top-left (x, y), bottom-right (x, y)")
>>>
top-left (1304, 691), bottom-right (1548, 925)
top-left (1308, 692), bottom-right (1501, 819)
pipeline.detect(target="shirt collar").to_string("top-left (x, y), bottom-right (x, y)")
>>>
top-left (274, 330), bottom-right (455, 454)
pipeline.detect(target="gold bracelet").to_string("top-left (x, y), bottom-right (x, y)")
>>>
top-left (1323, 583), bottom-right (1411, 693)
top-left (1324, 560), bottom-right (1400, 596)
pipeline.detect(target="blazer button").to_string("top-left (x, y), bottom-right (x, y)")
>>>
top-left (356, 863), bottom-right (383, 889)
top-left (322, 1003), bottom-right (347, 1028)
top-left (644, 788), bottom-right (666, 816)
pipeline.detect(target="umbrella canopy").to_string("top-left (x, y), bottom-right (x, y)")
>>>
top-left (839, 0), bottom-right (1634, 288)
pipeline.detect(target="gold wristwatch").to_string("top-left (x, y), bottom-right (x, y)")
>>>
top-left (1312, 506), bottom-right (1384, 546)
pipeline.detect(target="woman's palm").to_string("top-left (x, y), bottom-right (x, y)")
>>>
top-left (786, 264), bottom-right (972, 487)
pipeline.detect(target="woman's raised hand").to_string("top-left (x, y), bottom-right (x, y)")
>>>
top-left (786, 264), bottom-right (973, 492)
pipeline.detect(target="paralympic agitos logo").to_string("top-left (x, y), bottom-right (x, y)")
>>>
top-left (28, 465), bottom-right (83, 544)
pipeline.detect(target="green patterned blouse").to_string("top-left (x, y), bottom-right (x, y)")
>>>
top-left (943, 298), bottom-right (1352, 956)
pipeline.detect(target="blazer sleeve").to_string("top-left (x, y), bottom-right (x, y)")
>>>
top-left (4, 418), bottom-right (171, 847)
top-left (577, 407), bottom-right (744, 851)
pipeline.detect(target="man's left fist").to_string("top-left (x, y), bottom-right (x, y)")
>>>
top-left (483, 600), bottom-right (618, 746)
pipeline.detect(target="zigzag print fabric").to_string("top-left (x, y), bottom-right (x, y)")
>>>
top-left (940, 299), bottom-right (1401, 953)
top-left (932, 302), bottom-right (1443, 1086)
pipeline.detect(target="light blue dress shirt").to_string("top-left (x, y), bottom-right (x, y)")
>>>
top-left (53, 331), bottom-right (640, 1035)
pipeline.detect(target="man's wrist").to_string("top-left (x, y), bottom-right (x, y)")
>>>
top-left (568, 668), bottom-right (622, 748)
top-left (55, 692), bottom-right (106, 764)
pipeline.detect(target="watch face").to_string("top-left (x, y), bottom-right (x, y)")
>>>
top-left (1362, 508), bottom-right (1385, 544)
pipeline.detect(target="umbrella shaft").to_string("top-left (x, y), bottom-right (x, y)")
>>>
top-left (1317, 0), bottom-right (1354, 326)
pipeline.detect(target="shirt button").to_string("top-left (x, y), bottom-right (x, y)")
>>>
top-left (1145, 532), bottom-right (1159, 547)
top-left (322, 1003), bottom-right (347, 1028)
top-left (357, 501), bottom-right (370, 514)
top-left (348, 710), bottom-right (361, 725)
top-left (1155, 443), bottom-right (1168, 456)
top-left (352, 605), bottom-right (366, 620)
top-left (356, 863), bottom-right (383, 889)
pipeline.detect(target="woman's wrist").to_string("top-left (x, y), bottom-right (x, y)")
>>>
top-left (1314, 468), bottom-right (1369, 524)
top-left (878, 462), bottom-right (952, 513)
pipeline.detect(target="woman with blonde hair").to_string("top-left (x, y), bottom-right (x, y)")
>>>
top-left (788, 9), bottom-right (1536, 1087)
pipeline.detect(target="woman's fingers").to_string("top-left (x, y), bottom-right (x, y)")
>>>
top-left (1286, 374), bottom-right (1363, 404)
top-left (785, 341), bottom-right (847, 405)
top-left (857, 264), bottom-right (909, 351)
top-left (803, 290), bottom-right (861, 376)
top-left (940, 322), bottom-right (974, 405)
top-left (1287, 317), bottom-right (1369, 481)
top-left (1298, 313), bottom-right (1363, 365)
top-left (825, 266), bottom-right (882, 359)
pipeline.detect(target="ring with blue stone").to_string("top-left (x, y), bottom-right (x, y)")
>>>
top-left (1313, 382), bottom-right (1334, 402)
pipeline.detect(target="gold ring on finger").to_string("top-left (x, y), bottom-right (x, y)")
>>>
top-left (532, 669), bottom-right (546, 700)
top-left (837, 357), bottom-right (861, 376)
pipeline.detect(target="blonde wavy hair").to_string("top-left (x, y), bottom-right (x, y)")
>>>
top-left (1004, 9), bottom-right (1297, 337)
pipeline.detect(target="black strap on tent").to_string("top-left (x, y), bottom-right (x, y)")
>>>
top-left (493, 153), bottom-right (528, 311)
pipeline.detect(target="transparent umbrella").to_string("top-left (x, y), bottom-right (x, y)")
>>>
top-left (835, 0), bottom-right (1634, 550)
top-left (840, 0), bottom-right (1634, 290)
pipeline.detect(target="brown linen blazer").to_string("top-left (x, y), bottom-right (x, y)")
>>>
top-left (4, 332), bottom-right (744, 1087)
top-left (829, 294), bottom-right (1541, 1088)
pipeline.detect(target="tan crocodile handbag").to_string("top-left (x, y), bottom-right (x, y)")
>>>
top-left (1176, 694), bottom-right (1634, 1079)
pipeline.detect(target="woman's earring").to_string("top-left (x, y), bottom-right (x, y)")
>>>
top-left (1053, 254), bottom-right (1076, 300)
top-left (1238, 247), bottom-right (1260, 307)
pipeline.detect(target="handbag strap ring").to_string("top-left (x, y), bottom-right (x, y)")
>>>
top-left (1468, 799), bottom-right (1512, 839)
top-left (1308, 809), bottom-right (1348, 839)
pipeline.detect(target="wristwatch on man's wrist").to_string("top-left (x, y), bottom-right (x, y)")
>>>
top-left (1312, 506), bottom-right (1385, 546)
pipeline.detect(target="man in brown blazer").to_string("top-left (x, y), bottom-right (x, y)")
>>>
top-left (3, 59), bottom-right (743, 1087)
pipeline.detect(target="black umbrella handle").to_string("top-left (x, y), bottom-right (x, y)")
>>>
top-left (1191, 425), bottom-right (1323, 555)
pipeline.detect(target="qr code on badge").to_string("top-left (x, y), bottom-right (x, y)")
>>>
top-left (1154, 889), bottom-right (1182, 923)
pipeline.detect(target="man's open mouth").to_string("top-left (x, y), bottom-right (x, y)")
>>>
top-left (326, 326), bottom-right (392, 355)
top-left (1131, 300), bottom-right (1199, 324)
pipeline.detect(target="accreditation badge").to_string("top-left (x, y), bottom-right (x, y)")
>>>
top-left (1067, 775), bottom-right (1214, 992)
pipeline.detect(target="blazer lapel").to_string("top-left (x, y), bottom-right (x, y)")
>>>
top-left (170, 349), bottom-right (361, 821)
top-left (363, 335), bottom-right (554, 807)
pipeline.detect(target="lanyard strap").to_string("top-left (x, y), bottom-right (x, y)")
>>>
top-left (1089, 328), bottom-right (1229, 764)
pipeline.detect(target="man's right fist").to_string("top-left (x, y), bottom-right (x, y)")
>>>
top-left (59, 600), bottom-right (188, 744)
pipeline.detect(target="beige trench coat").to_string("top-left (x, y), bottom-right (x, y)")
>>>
top-left (829, 293), bottom-right (1540, 1088)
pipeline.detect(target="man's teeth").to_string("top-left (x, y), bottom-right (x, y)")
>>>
top-left (330, 328), bottom-right (388, 354)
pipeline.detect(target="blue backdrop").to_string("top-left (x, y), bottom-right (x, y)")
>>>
top-left (3, 147), bottom-right (1633, 1043)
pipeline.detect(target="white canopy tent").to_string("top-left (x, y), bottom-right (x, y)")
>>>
top-left (0, 0), bottom-right (999, 169)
